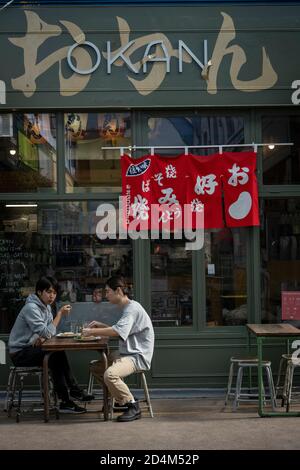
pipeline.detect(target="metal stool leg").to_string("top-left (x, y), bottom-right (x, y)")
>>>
top-left (16, 374), bottom-right (24, 423)
top-left (7, 369), bottom-right (17, 417)
top-left (225, 361), bottom-right (235, 406)
top-left (265, 365), bottom-right (277, 411)
top-left (282, 361), bottom-right (292, 408)
top-left (4, 368), bottom-right (15, 412)
top-left (87, 371), bottom-right (94, 396)
top-left (110, 397), bottom-right (115, 420)
top-left (233, 366), bottom-right (243, 411)
top-left (275, 357), bottom-right (285, 398)
top-left (141, 372), bottom-right (154, 418)
top-left (286, 363), bottom-right (295, 413)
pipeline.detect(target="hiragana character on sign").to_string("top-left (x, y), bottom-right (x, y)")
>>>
top-left (173, 205), bottom-right (182, 219)
top-left (194, 175), bottom-right (218, 195)
top-left (142, 180), bottom-right (150, 192)
top-left (130, 195), bottom-right (150, 220)
top-left (228, 163), bottom-right (249, 186)
top-left (158, 188), bottom-right (179, 205)
top-left (154, 172), bottom-right (164, 186)
top-left (158, 210), bottom-right (173, 223)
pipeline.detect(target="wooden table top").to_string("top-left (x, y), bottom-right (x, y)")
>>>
top-left (42, 336), bottom-right (109, 351)
top-left (247, 323), bottom-right (300, 337)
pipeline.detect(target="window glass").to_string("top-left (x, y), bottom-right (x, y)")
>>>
top-left (0, 113), bottom-right (56, 193)
top-left (64, 112), bottom-right (131, 193)
top-left (151, 239), bottom-right (192, 327)
top-left (0, 201), bottom-right (132, 334)
top-left (260, 198), bottom-right (300, 324)
top-left (147, 115), bottom-right (245, 154)
top-left (205, 228), bottom-right (247, 327)
top-left (262, 115), bottom-right (300, 184)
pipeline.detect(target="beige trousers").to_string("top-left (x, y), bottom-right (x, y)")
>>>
top-left (90, 351), bottom-right (137, 405)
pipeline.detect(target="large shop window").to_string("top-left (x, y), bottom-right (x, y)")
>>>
top-left (0, 201), bottom-right (132, 334)
top-left (147, 115), bottom-right (245, 154)
top-left (0, 113), bottom-right (57, 193)
top-left (262, 115), bottom-right (300, 185)
top-left (64, 112), bottom-right (131, 193)
top-left (260, 198), bottom-right (300, 324)
top-left (205, 228), bottom-right (247, 327)
top-left (151, 239), bottom-right (192, 327)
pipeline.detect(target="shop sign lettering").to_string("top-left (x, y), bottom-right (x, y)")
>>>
top-left (9, 10), bottom-right (277, 98)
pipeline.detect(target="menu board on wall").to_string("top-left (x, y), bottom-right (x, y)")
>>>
top-left (282, 291), bottom-right (300, 320)
top-left (0, 238), bottom-right (29, 291)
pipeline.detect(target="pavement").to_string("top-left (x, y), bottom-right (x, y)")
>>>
top-left (1, 390), bottom-right (300, 450)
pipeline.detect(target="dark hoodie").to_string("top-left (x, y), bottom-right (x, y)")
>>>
top-left (8, 294), bottom-right (56, 353)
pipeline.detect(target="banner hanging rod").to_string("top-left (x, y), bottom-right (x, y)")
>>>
top-left (101, 142), bottom-right (293, 156)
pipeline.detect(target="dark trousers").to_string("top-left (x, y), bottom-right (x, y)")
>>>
top-left (11, 346), bottom-right (78, 402)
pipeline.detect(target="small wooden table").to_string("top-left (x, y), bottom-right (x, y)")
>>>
top-left (41, 336), bottom-right (109, 422)
top-left (247, 323), bottom-right (300, 417)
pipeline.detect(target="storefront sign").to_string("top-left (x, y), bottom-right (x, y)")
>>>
top-left (0, 5), bottom-right (298, 107)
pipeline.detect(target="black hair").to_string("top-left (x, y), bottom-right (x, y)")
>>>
top-left (93, 285), bottom-right (103, 292)
top-left (106, 276), bottom-right (129, 296)
top-left (35, 276), bottom-right (59, 295)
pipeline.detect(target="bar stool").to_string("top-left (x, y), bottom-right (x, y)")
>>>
top-left (282, 356), bottom-right (300, 412)
top-left (275, 353), bottom-right (292, 403)
top-left (225, 356), bottom-right (277, 411)
top-left (87, 360), bottom-right (154, 418)
top-left (5, 366), bottom-right (57, 422)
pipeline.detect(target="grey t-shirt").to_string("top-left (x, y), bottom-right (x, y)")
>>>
top-left (112, 300), bottom-right (155, 371)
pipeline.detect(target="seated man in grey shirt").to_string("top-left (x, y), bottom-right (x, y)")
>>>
top-left (83, 275), bottom-right (155, 422)
top-left (9, 276), bottom-right (94, 414)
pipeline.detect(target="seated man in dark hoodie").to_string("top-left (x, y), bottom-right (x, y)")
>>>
top-left (8, 276), bottom-right (94, 414)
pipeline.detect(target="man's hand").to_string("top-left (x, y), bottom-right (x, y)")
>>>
top-left (87, 320), bottom-right (108, 328)
top-left (82, 328), bottom-right (94, 337)
top-left (33, 337), bottom-right (46, 347)
top-left (59, 304), bottom-right (72, 316)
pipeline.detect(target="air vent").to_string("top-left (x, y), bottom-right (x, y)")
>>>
top-left (0, 113), bottom-right (13, 137)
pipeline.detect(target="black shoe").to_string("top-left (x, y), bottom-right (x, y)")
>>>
top-left (70, 389), bottom-right (95, 402)
top-left (59, 400), bottom-right (87, 414)
top-left (116, 401), bottom-right (141, 422)
top-left (113, 402), bottom-right (129, 411)
top-left (113, 396), bottom-right (138, 411)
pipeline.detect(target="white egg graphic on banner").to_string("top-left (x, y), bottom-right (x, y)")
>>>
top-left (228, 191), bottom-right (252, 220)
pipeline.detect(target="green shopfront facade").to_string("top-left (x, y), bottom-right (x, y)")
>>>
top-left (1, 1), bottom-right (300, 390)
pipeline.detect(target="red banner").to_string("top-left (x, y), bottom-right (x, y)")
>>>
top-left (121, 152), bottom-right (259, 231)
top-left (121, 154), bottom-right (188, 231)
top-left (221, 152), bottom-right (259, 227)
top-left (121, 154), bottom-right (152, 230)
top-left (187, 153), bottom-right (224, 229)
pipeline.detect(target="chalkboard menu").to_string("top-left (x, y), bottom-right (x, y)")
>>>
top-left (0, 237), bottom-right (30, 291)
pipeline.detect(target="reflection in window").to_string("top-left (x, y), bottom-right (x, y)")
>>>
top-left (205, 228), bottom-right (247, 327)
top-left (147, 115), bottom-right (244, 155)
top-left (0, 113), bottom-right (57, 193)
top-left (64, 112), bottom-right (131, 193)
top-left (151, 240), bottom-right (192, 327)
top-left (262, 115), bottom-right (300, 184)
top-left (0, 201), bottom-right (132, 334)
top-left (260, 198), bottom-right (300, 324)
